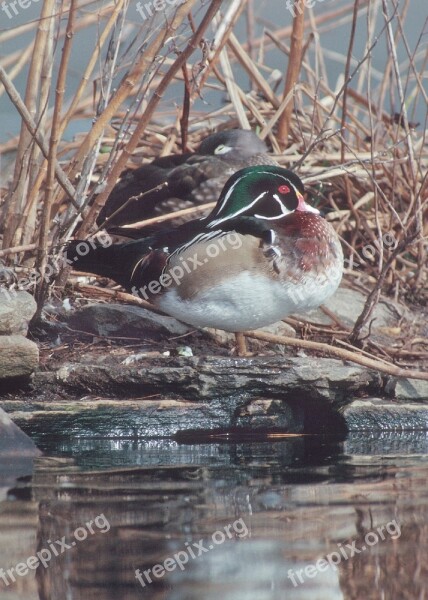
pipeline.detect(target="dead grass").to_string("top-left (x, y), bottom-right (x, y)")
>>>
top-left (0, 0), bottom-right (427, 369)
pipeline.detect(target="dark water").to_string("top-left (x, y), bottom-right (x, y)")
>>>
top-left (2, 431), bottom-right (428, 599)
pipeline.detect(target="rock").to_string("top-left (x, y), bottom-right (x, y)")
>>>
top-left (3, 351), bottom-right (427, 436)
top-left (206, 321), bottom-right (296, 346)
top-left (0, 335), bottom-right (39, 380)
top-left (41, 355), bottom-right (381, 402)
top-left (0, 355), bottom-right (377, 437)
top-left (341, 398), bottom-right (428, 430)
top-left (3, 394), bottom-right (308, 439)
top-left (0, 407), bottom-right (41, 499)
top-left (390, 378), bottom-right (428, 401)
top-left (67, 303), bottom-right (191, 338)
top-left (0, 290), bottom-right (37, 335)
top-left (0, 407), bottom-right (40, 455)
top-left (293, 287), bottom-right (407, 332)
top-left (260, 321), bottom-right (296, 338)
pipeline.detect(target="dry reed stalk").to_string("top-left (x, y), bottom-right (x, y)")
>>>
top-left (227, 32), bottom-right (280, 109)
top-left (61, 1), bottom-right (199, 200)
top-left (0, 67), bottom-right (78, 204)
top-left (0, 243), bottom-right (42, 259)
top-left (0, 0), bottom-right (425, 365)
top-left (190, 0), bottom-right (247, 103)
top-left (76, 0), bottom-right (224, 238)
top-left (34, 0), bottom-right (77, 310)
top-left (340, 0), bottom-right (360, 164)
top-left (2, 0), bottom-right (57, 251)
top-left (277, 4), bottom-right (305, 148)
top-left (0, 44), bottom-right (33, 97)
top-left (246, 1), bottom-right (369, 54)
top-left (118, 201), bottom-right (216, 230)
top-left (75, 283), bottom-right (167, 316)
top-left (218, 44), bottom-right (250, 129)
top-left (0, 18), bottom-right (37, 44)
top-left (58, 0), bottom-right (127, 141)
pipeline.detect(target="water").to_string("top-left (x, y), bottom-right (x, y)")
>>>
top-left (1, 1), bottom-right (428, 597)
top-left (2, 431), bottom-right (428, 599)
top-left (1, 0), bottom-right (427, 144)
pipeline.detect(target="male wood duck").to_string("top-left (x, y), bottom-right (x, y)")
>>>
top-left (69, 166), bottom-right (343, 352)
top-left (97, 129), bottom-right (278, 228)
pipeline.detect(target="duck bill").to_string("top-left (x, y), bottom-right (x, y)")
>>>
top-left (296, 191), bottom-right (320, 214)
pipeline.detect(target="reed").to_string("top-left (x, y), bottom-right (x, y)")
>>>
top-left (0, 0), bottom-right (426, 368)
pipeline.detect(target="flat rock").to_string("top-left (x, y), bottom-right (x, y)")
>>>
top-left (0, 355), bottom-right (378, 437)
top-left (3, 396), bottom-right (306, 438)
top-left (42, 355), bottom-right (382, 402)
top-left (294, 287), bottom-right (407, 332)
top-left (0, 335), bottom-right (39, 380)
top-left (2, 350), bottom-right (427, 436)
top-left (342, 398), bottom-right (428, 430)
top-left (0, 290), bottom-right (37, 335)
top-left (391, 378), bottom-right (428, 401)
top-left (67, 303), bottom-right (191, 338)
top-left (344, 430), bottom-right (428, 455)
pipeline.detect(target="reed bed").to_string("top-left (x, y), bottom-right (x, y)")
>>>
top-left (0, 0), bottom-right (427, 371)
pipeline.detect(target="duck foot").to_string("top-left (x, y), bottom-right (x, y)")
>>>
top-left (235, 332), bottom-right (250, 357)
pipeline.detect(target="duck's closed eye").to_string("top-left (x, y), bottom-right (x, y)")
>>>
top-left (214, 144), bottom-right (232, 155)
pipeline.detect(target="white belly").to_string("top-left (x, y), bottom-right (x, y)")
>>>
top-left (157, 268), bottom-right (342, 332)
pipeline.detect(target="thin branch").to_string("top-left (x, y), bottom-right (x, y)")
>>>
top-left (244, 330), bottom-right (428, 381)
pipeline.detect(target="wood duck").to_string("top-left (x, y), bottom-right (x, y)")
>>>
top-left (96, 129), bottom-right (278, 228)
top-left (69, 166), bottom-right (343, 350)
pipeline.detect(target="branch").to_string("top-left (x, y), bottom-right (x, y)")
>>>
top-left (244, 330), bottom-right (428, 381)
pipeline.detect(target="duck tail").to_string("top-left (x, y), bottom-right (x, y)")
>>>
top-left (66, 236), bottom-right (149, 289)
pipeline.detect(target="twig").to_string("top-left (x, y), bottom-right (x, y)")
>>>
top-left (180, 64), bottom-right (191, 151)
top-left (349, 232), bottom-right (419, 344)
top-left (218, 44), bottom-right (250, 129)
top-left (227, 32), bottom-right (280, 109)
top-left (94, 183), bottom-right (168, 233)
top-left (74, 283), bottom-right (166, 316)
top-left (243, 330), bottom-right (428, 381)
top-left (119, 201), bottom-right (215, 230)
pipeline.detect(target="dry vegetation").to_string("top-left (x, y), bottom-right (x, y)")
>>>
top-left (0, 0), bottom-right (427, 374)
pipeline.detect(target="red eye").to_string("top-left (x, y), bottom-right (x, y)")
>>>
top-left (278, 185), bottom-right (290, 194)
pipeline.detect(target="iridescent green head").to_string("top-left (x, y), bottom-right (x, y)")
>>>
top-left (207, 165), bottom-right (318, 227)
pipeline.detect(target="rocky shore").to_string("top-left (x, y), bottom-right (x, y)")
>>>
top-left (0, 287), bottom-right (427, 439)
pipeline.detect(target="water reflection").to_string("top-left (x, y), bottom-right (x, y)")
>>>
top-left (2, 432), bottom-right (428, 599)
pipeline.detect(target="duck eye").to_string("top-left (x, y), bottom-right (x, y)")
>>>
top-left (214, 144), bottom-right (232, 155)
top-left (278, 184), bottom-right (290, 194)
